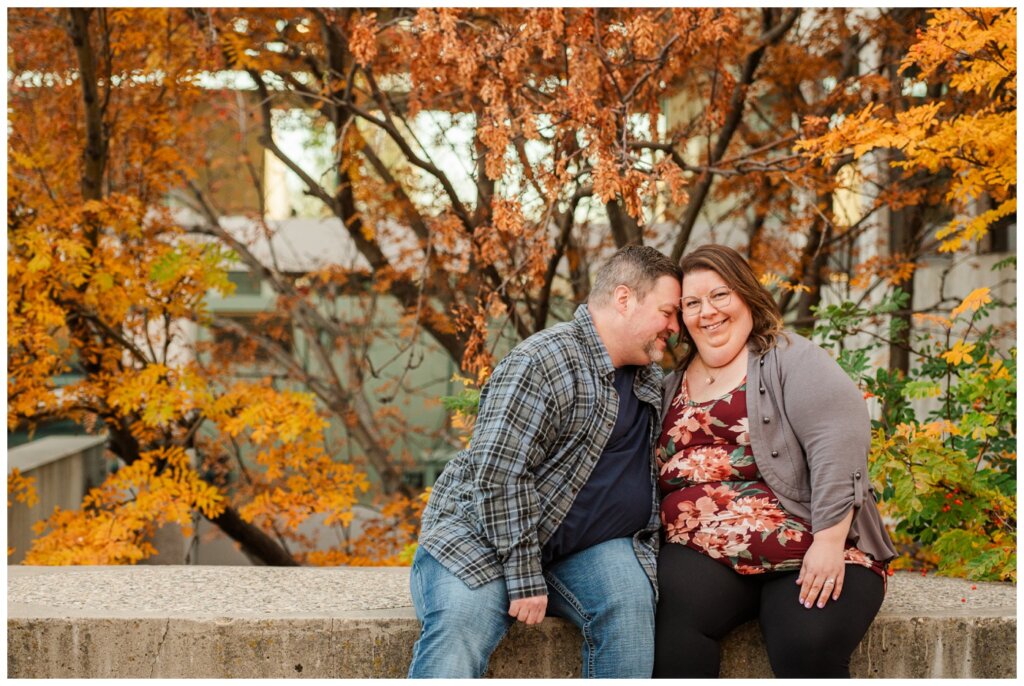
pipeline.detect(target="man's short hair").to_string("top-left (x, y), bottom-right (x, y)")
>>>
top-left (589, 245), bottom-right (681, 306)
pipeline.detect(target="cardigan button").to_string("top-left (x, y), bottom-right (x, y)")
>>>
top-left (758, 385), bottom-right (765, 394)
top-left (855, 471), bottom-right (862, 478)
top-left (759, 357), bottom-right (765, 366)
top-left (771, 450), bottom-right (779, 457)
top-left (762, 417), bottom-right (770, 424)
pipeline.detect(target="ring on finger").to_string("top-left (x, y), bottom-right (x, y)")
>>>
top-left (824, 578), bottom-right (835, 585)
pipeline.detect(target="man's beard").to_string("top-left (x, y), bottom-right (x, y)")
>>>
top-left (643, 337), bottom-right (665, 363)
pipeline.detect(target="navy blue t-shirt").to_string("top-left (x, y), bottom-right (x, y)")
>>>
top-left (541, 366), bottom-right (653, 565)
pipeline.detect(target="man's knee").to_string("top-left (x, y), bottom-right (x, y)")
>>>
top-left (409, 550), bottom-right (513, 677)
top-left (559, 538), bottom-right (652, 597)
top-left (569, 538), bottom-right (652, 589)
top-left (591, 590), bottom-right (654, 643)
top-left (410, 594), bottom-right (513, 677)
top-left (413, 577), bottom-right (511, 643)
top-left (550, 539), bottom-right (654, 635)
top-left (588, 542), bottom-right (655, 619)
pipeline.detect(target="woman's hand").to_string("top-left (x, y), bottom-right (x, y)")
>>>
top-left (796, 509), bottom-right (853, 609)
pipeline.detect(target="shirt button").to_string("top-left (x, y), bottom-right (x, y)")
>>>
top-left (762, 417), bottom-right (770, 424)
top-left (771, 450), bottom-right (779, 457)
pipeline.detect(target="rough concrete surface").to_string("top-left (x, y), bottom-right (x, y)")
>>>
top-left (7, 566), bottom-right (1016, 678)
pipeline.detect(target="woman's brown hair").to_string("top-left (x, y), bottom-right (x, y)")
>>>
top-left (676, 244), bottom-right (785, 369)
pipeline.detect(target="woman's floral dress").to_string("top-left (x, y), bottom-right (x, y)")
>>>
top-left (658, 375), bottom-right (885, 580)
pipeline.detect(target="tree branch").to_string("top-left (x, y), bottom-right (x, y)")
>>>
top-left (670, 8), bottom-right (801, 262)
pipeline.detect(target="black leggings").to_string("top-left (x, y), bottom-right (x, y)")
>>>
top-left (653, 543), bottom-right (884, 678)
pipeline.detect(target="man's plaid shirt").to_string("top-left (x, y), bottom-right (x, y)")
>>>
top-left (418, 305), bottom-right (663, 601)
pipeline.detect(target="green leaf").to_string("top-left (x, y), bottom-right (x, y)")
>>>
top-left (903, 380), bottom-right (942, 399)
top-left (991, 255), bottom-right (1016, 272)
top-left (442, 389), bottom-right (481, 416)
top-left (150, 249), bottom-right (185, 284)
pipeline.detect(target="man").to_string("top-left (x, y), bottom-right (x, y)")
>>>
top-left (408, 245), bottom-right (682, 678)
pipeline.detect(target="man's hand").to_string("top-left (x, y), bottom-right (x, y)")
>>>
top-left (508, 595), bottom-right (547, 625)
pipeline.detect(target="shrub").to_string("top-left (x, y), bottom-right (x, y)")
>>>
top-left (813, 261), bottom-right (1016, 581)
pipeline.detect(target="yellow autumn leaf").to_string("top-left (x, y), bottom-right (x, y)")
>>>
top-left (941, 341), bottom-right (976, 366)
top-left (950, 287), bottom-right (992, 320)
top-left (8, 468), bottom-right (39, 507)
top-left (989, 360), bottom-right (1012, 382)
top-left (920, 420), bottom-right (960, 438)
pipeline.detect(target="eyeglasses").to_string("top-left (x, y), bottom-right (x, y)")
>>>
top-left (681, 287), bottom-right (732, 317)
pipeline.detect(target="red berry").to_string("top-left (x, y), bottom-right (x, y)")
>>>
top-left (971, 585), bottom-right (977, 590)
top-left (954, 499), bottom-right (963, 505)
top-left (961, 598), bottom-right (966, 603)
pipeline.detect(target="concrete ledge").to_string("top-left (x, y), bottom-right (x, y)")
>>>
top-left (7, 566), bottom-right (1016, 678)
top-left (7, 435), bottom-right (108, 474)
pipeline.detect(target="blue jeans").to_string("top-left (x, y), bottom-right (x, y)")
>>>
top-left (407, 537), bottom-right (655, 678)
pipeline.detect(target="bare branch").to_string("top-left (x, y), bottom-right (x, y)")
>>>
top-left (670, 8), bottom-right (801, 262)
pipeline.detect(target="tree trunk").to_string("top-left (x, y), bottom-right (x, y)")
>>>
top-left (886, 204), bottom-right (918, 375)
top-left (606, 199), bottom-right (643, 247)
top-left (207, 508), bottom-right (300, 566)
top-left (796, 214), bottom-right (833, 325)
top-left (67, 8), bottom-right (107, 204)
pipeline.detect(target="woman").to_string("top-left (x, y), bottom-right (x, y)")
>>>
top-left (653, 244), bottom-right (895, 678)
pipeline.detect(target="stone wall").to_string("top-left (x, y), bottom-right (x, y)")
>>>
top-left (7, 566), bottom-right (1016, 678)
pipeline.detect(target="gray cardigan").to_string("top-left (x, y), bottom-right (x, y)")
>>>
top-left (661, 332), bottom-right (896, 563)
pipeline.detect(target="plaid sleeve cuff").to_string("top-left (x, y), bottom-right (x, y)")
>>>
top-left (503, 548), bottom-right (547, 601)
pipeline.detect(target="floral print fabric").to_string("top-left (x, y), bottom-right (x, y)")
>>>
top-left (658, 375), bottom-right (885, 579)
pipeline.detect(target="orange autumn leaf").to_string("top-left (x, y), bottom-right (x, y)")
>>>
top-left (950, 287), bottom-right (993, 320)
top-left (13, 7), bottom-right (1012, 570)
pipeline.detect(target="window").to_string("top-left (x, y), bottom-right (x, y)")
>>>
top-left (227, 271), bottom-right (262, 296)
top-left (984, 211), bottom-right (1016, 255)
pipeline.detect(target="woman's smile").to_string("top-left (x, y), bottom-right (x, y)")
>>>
top-left (702, 318), bottom-right (728, 333)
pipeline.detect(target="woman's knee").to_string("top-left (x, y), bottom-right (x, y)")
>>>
top-left (766, 639), bottom-right (851, 678)
top-left (761, 604), bottom-right (866, 677)
top-left (760, 569), bottom-right (883, 678)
